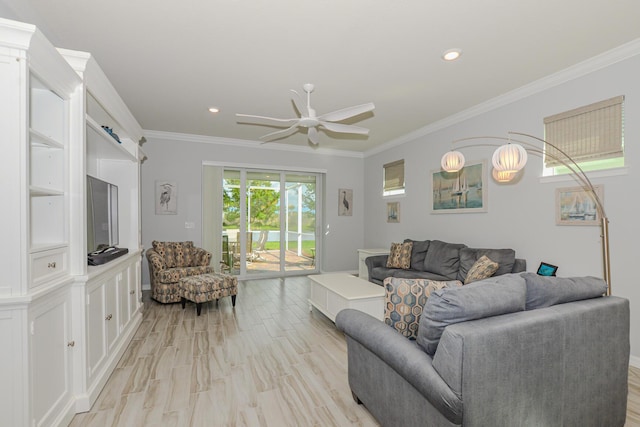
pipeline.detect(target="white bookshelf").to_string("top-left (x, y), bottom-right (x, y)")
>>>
top-left (0, 17), bottom-right (145, 427)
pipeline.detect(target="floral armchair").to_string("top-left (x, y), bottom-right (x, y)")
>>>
top-left (146, 240), bottom-right (214, 303)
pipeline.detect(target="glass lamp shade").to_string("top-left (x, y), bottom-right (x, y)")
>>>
top-left (492, 143), bottom-right (528, 173)
top-left (441, 150), bottom-right (465, 172)
top-left (492, 168), bottom-right (516, 182)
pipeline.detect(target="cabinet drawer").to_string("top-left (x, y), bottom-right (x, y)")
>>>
top-left (31, 248), bottom-right (68, 286)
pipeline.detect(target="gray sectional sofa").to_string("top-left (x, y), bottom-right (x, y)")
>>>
top-left (336, 273), bottom-right (630, 427)
top-left (365, 239), bottom-right (526, 285)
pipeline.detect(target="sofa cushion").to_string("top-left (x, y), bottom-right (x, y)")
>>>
top-left (417, 273), bottom-right (526, 356)
top-left (457, 247), bottom-right (516, 281)
top-left (522, 272), bottom-right (607, 310)
top-left (404, 239), bottom-right (431, 271)
top-left (387, 242), bottom-right (413, 269)
top-left (464, 255), bottom-right (499, 284)
top-left (392, 269), bottom-right (452, 281)
top-left (423, 240), bottom-right (466, 279)
top-left (152, 240), bottom-right (195, 268)
top-left (384, 277), bottom-right (462, 340)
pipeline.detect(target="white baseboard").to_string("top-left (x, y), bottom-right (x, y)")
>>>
top-left (630, 355), bottom-right (640, 369)
top-left (142, 282), bottom-right (150, 291)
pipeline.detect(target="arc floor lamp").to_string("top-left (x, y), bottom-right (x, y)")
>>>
top-left (441, 131), bottom-right (611, 295)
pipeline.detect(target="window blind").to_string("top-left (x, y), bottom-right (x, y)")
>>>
top-left (543, 95), bottom-right (624, 167)
top-left (383, 159), bottom-right (405, 193)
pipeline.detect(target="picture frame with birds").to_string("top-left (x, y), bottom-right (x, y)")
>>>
top-left (156, 180), bottom-right (178, 215)
top-left (338, 188), bottom-right (353, 216)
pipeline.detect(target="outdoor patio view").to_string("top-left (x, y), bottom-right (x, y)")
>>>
top-left (222, 170), bottom-right (318, 276)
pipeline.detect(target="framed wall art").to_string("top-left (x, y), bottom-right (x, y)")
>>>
top-left (555, 185), bottom-right (603, 226)
top-left (387, 202), bottom-right (400, 223)
top-left (339, 188), bottom-right (353, 216)
top-left (431, 160), bottom-right (488, 213)
top-left (156, 180), bottom-right (178, 215)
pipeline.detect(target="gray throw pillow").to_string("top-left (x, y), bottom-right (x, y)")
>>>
top-left (416, 273), bottom-right (526, 356)
top-left (404, 239), bottom-right (430, 271)
top-left (457, 248), bottom-right (516, 281)
top-left (423, 240), bottom-right (466, 279)
top-left (522, 272), bottom-right (607, 310)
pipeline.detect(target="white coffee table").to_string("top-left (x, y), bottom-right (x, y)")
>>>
top-left (308, 273), bottom-right (385, 322)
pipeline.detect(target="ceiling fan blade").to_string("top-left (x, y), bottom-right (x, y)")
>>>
top-left (308, 126), bottom-right (319, 145)
top-left (319, 121), bottom-right (370, 135)
top-left (317, 102), bottom-right (375, 122)
top-left (290, 90), bottom-right (308, 117)
top-left (259, 124), bottom-right (300, 142)
top-left (236, 113), bottom-right (299, 126)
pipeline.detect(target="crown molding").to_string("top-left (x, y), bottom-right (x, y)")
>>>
top-left (364, 37), bottom-right (640, 158)
top-left (143, 130), bottom-right (365, 159)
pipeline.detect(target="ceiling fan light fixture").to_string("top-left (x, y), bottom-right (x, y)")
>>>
top-left (235, 84), bottom-right (374, 145)
top-left (442, 48), bottom-right (462, 61)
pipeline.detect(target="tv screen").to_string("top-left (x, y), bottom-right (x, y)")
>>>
top-left (87, 175), bottom-right (118, 254)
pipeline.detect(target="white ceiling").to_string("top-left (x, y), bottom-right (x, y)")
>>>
top-left (4, 0), bottom-right (640, 152)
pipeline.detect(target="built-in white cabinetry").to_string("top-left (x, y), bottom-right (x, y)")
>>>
top-left (0, 17), bottom-right (145, 426)
top-left (29, 287), bottom-right (75, 427)
top-left (79, 256), bottom-right (142, 409)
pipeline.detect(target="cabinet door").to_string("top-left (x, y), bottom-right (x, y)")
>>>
top-left (86, 283), bottom-right (106, 383)
top-left (118, 267), bottom-right (130, 332)
top-left (30, 289), bottom-right (74, 427)
top-left (128, 261), bottom-right (141, 320)
top-left (105, 276), bottom-right (119, 353)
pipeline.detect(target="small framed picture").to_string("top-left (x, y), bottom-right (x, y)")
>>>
top-left (537, 262), bottom-right (558, 277)
top-left (387, 202), bottom-right (400, 223)
top-left (556, 185), bottom-right (603, 226)
top-left (156, 180), bottom-right (177, 215)
top-left (339, 188), bottom-right (353, 216)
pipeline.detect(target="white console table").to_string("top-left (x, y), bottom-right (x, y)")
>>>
top-left (357, 248), bottom-right (390, 280)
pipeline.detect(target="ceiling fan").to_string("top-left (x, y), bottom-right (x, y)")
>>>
top-left (236, 83), bottom-right (375, 145)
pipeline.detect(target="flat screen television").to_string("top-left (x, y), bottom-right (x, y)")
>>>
top-left (87, 175), bottom-right (119, 254)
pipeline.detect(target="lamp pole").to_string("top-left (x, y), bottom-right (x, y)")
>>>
top-left (510, 132), bottom-right (611, 295)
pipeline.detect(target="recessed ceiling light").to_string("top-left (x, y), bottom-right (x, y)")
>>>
top-left (208, 107), bottom-right (220, 113)
top-left (442, 48), bottom-right (462, 61)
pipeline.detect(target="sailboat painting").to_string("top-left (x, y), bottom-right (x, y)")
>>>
top-left (556, 185), bottom-right (603, 226)
top-left (431, 161), bottom-right (487, 213)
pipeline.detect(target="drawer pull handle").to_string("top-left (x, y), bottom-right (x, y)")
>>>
top-left (129, 290), bottom-right (135, 295)
top-left (48, 262), bottom-right (57, 269)
top-left (105, 314), bottom-right (113, 321)
top-left (67, 340), bottom-right (75, 347)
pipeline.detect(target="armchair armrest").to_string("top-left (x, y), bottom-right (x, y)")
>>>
top-left (146, 249), bottom-right (166, 272)
top-left (335, 309), bottom-right (461, 423)
top-left (192, 247), bottom-right (213, 267)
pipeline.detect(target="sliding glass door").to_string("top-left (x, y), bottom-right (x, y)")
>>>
top-left (220, 168), bottom-right (320, 278)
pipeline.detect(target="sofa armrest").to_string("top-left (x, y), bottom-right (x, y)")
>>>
top-left (365, 254), bottom-right (388, 281)
top-left (335, 309), bottom-right (462, 422)
top-left (192, 247), bottom-right (213, 267)
top-left (512, 258), bottom-right (526, 273)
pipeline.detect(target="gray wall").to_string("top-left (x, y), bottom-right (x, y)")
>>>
top-left (363, 52), bottom-right (640, 364)
top-left (140, 137), bottom-right (364, 285)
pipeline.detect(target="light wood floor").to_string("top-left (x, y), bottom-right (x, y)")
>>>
top-left (70, 276), bottom-right (640, 427)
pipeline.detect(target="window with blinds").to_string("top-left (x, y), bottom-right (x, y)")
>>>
top-left (383, 159), bottom-right (405, 196)
top-left (544, 95), bottom-right (624, 172)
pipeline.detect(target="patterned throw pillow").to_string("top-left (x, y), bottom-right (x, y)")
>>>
top-left (386, 242), bottom-right (413, 269)
top-left (384, 277), bottom-right (462, 340)
top-left (465, 255), bottom-right (499, 284)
